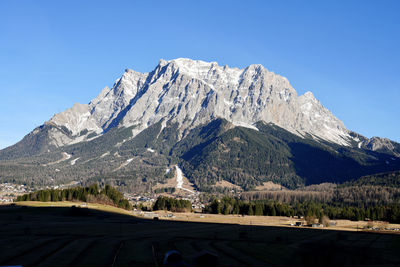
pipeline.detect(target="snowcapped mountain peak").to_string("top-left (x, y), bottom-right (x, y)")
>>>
top-left (42, 58), bottom-right (358, 147)
top-left (157, 58), bottom-right (243, 87)
top-left (303, 91), bottom-right (316, 99)
top-left (245, 63), bottom-right (264, 71)
top-left (168, 57), bottom-right (218, 69)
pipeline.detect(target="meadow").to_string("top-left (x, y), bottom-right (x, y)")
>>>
top-left (0, 202), bottom-right (400, 266)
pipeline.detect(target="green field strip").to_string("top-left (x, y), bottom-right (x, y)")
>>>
top-left (189, 239), bottom-right (230, 265)
top-left (368, 234), bottom-right (395, 249)
top-left (69, 238), bottom-right (122, 267)
top-left (231, 240), bottom-right (274, 264)
top-left (111, 238), bottom-right (154, 266)
top-left (363, 233), bottom-right (385, 249)
top-left (110, 241), bottom-right (124, 267)
top-left (150, 238), bottom-right (195, 266)
top-left (189, 239), bottom-right (203, 252)
top-left (302, 229), bottom-right (341, 242)
top-left (229, 240), bottom-right (289, 266)
top-left (286, 230), bottom-right (336, 247)
top-left (27, 238), bottom-right (75, 267)
top-left (151, 241), bottom-right (164, 267)
top-left (0, 237), bottom-right (56, 265)
top-left (217, 240), bottom-right (269, 266)
top-left (137, 224), bottom-right (222, 241)
top-left (178, 224), bottom-right (231, 239)
top-left (3, 238), bottom-right (72, 267)
top-left (190, 240), bottom-right (218, 255)
top-left (0, 237), bottom-right (41, 259)
top-left (381, 237), bottom-right (400, 266)
top-left (37, 238), bottom-right (96, 267)
top-left (347, 233), bottom-right (382, 247)
top-left (207, 240), bottom-right (247, 266)
top-left (167, 238), bottom-right (196, 264)
top-left (35, 222), bottom-right (119, 238)
top-left (67, 239), bottom-right (99, 266)
top-left (172, 238), bottom-right (202, 256)
top-left (388, 235), bottom-right (400, 250)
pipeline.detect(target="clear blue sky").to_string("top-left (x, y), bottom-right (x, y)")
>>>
top-left (1, 0), bottom-right (399, 149)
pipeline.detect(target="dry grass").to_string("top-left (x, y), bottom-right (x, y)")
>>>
top-left (156, 211), bottom-right (400, 233)
top-left (16, 201), bottom-right (400, 233)
top-left (212, 180), bottom-right (242, 190)
top-left (254, 181), bottom-right (286, 191)
top-left (179, 176), bottom-right (196, 192)
top-left (16, 201), bottom-right (133, 216)
top-left (152, 177), bottom-right (177, 190)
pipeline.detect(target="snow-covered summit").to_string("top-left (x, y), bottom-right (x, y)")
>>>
top-left (46, 58), bottom-right (354, 147)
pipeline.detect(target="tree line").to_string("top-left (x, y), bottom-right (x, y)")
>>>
top-left (204, 196), bottom-right (400, 223)
top-left (153, 196), bottom-right (192, 212)
top-left (16, 184), bottom-right (132, 210)
top-left (241, 184), bottom-right (400, 207)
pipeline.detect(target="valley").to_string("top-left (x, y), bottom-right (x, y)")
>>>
top-left (2, 1), bottom-right (400, 265)
top-left (1, 58), bottom-right (399, 266)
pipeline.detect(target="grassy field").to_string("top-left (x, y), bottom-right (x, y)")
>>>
top-left (0, 202), bottom-right (400, 266)
top-left (15, 201), bottom-right (134, 216)
top-left (17, 201), bottom-right (400, 232)
top-left (161, 211), bottom-right (400, 233)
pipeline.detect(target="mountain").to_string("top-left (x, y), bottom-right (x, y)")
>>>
top-left (1, 58), bottom-right (399, 192)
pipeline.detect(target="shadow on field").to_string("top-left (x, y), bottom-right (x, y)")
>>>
top-left (0, 205), bottom-right (399, 267)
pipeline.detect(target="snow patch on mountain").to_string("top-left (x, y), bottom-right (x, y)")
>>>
top-left (113, 158), bottom-right (134, 171)
top-left (100, 152), bottom-right (110, 158)
top-left (70, 157), bottom-right (80, 166)
top-left (232, 121), bottom-right (259, 131)
top-left (175, 165), bottom-right (184, 189)
top-left (175, 165), bottom-right (196, 194)
top-left (43, 152), bottom-right (71, 166)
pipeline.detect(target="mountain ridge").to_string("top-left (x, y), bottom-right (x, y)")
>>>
top-left (44, 58), bottom-right (400, 155)
top-left (1, 58), bottom-right (399, 192)
top-left (10, 58), bottom-right (394, 151)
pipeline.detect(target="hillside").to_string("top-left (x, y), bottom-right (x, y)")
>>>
top-left (1, 118), bottom-right (399, 193)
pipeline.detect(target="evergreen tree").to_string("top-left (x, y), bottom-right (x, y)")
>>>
top-left (255, 203), bottom-right (263, 216)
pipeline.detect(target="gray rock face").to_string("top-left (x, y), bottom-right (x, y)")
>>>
top-left (115, 58), bottom-right (352, 145)
top-left (363, 137), bottom-right (400, 156)
top-left (29, 58), bottom-right (396, 153)
top-left (348, 131), bottom-right (400, 156)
